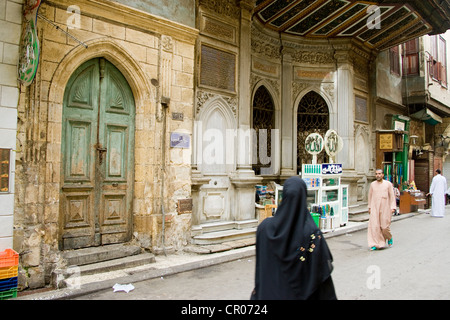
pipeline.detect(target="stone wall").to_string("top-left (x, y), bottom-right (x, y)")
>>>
top-left (13, 0), bottom-right (197, 289)
top-left (0, 0), bottom-right (21, 252)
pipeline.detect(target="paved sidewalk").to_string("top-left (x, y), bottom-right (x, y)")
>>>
top-left (15, 210), bottom-right (425, 300)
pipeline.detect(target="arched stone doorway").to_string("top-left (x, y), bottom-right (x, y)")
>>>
top-left (60, 57), bottom-right (136, 250)
top-left (42, 39), bottom-right (154, 252)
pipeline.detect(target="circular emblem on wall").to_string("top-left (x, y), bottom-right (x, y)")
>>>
top-left (18, 0), bottom-right (41, 87)
top-left (324, 129), bottom-right (343, 158)
top-left (305, 133), bottom-right (324, 155)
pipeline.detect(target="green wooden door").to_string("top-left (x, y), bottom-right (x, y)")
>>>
top-left (61, 58), bottom-right (135, 250)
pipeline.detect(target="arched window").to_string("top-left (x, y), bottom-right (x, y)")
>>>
top-left (297, 91), bottom-right (329, 169)
top-left (252, 86), bottom-right (275, 175)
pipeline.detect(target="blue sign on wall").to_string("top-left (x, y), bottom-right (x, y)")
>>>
top-left (170, 132), bottom-right (190, 148)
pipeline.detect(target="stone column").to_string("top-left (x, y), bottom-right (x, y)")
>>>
top-left (236, 0), bottom-right (253, 171)
top-left (231, 0), bottom-right (262, 221)
top-left (334, 51), bottom-right (360, 204)
top-left (334, 51), bottom-right (355, 170)
top-left (280, 47), bottom-right (296, 177)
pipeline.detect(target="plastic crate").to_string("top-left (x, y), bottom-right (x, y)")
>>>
top-left (0, 266), bottom-right (18, 281)
top-left (0, 277), bottom-right (18, 291)
top-left (0, 249), bottom-right (19, 268)
top-left (0, 288), bottom-right (17, 300)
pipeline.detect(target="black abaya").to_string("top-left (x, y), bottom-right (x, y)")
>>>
top-left (251, 176), bottom-right (337, 300)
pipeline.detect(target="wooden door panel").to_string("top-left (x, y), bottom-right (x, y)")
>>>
top-left (64, 121), bottom-right (93, 182)
top-left (66, 64), bottom-right (96, 110)
top-left (61, 58), bottom-right (135, 250)
top-left (60, 184), bottom-right (96, 249)
top-left (98, 61), bottom-right (135, 244)
top-left (100, 192), bottom-right (128, 245)
top-left (414, 160), bottom-right (430, 193)
top-left (105, 125), bottom-right (127, 180)
top-left (61, 60), bottom-right (98, 250)
top-left (63, 193), bottom-right (91, 229)
top-left (105, 72), bottom-right (131, 115)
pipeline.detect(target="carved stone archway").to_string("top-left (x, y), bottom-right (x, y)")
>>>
top-left (45, 38), bottom-right (155, 250)
top-left (296, 91), bottom-right (330, 169)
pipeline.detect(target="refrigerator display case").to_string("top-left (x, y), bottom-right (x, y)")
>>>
top-left (340, 184), bottom-right (349, 226)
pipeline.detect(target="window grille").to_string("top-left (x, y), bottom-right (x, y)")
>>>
top-left (297, 91), bottom-right (329, 170)
top-left (252, 86), bottom-right (275, 175)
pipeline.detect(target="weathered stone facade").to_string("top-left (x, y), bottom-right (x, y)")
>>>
top-left (13, 0), bottom-right (197, 288)
top-left (8, 0), bottom-right (450, 291)
top-left (0, 0), bottom-right (22, 252)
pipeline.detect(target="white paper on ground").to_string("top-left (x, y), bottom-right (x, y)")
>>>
top-left (112, 283), bottom-right (135, 293)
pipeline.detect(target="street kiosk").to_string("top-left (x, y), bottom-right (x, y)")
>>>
top-left (260, 130), bottom-right (348, 232)
top-left (302, 163), bottom-right (349, 231)
top-left (301, 130), bottom-right (348, 232)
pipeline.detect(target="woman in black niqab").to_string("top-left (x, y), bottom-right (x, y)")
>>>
top-left (251, 176), bottom-right (337, 300)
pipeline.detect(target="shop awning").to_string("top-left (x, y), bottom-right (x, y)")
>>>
top-left (411, 108), bottom-right (443, 125)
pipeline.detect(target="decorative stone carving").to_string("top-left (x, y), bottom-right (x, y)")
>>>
top-left (322, 83), bottom-right (335, 102)
top-left (251, 25), bottom-right (281, 59)
top-left (250, 73), bottom-right (280, 98)
top-left (161, 35), bottom-right (173, 53)
top-left (354, 123), bottom-right (370, 137)
top-left (201, 14), bottom-right (237, 44)
top-left (196, 90), bottom-right (237, 117)
top-left (291, 51), bottom-right (335, 64)
top-left (292, 82), bottom-right (334, 106)
top-left (292, 82), bottom-right (310, 99)
top-left (251, 39), bottom-right (281, 59)
top-left (199, 0), bottom-right (240, 20)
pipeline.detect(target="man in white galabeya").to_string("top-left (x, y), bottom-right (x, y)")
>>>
top-left (427, 169), bottom-right (447, 218)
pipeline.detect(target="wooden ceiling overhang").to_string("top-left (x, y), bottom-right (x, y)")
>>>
top-left (254, 0), bottom-right (450, 51)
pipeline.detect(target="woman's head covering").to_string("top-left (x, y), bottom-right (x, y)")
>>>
top-left (252, 176), bottom-right (335, 300)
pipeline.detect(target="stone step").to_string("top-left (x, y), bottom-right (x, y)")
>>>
top-left (235, 219), bottom-right (258, 229)
top-left (77, 252), bottom-right (155, 276)
top-left (348, 203), bottom-right (369, 222)
top-left (185, 237), bottom-right (256, 254)
top-left (192, 227), bottom-right (257, 245)
top-left (349, 202), bottom-right (368, 214)
top-left (349, 213), bottom-right (369, 222)
top-left (192, 221), bottom-right (237, 235)
top-left (62, 243), bottom-right (142, 266)
top-left (54, 252), bottom-right (155, 288)
top-left (192, 219), bottom-right (258, 236)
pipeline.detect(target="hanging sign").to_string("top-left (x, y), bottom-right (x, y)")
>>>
top-left (379, 133), bottom-right (393, 150)
top-left (322, 163), bottom-right (343, 175)
top-left (18, 0), bottom-right (41, 87)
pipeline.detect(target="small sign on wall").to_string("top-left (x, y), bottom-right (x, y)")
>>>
top-left (170, 132), bottom-right (190, 148)
top-left (177, 198), bottom-right (193, 214)
top-left (172, 112), bottom-right (184, 121)
top-left (0, 149), bottom-right (10, 192)
top-left (379, 133), bottom-right (393, 150)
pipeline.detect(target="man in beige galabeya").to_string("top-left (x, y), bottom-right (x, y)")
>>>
top-left (367, 169), bottom-right (396, 250)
